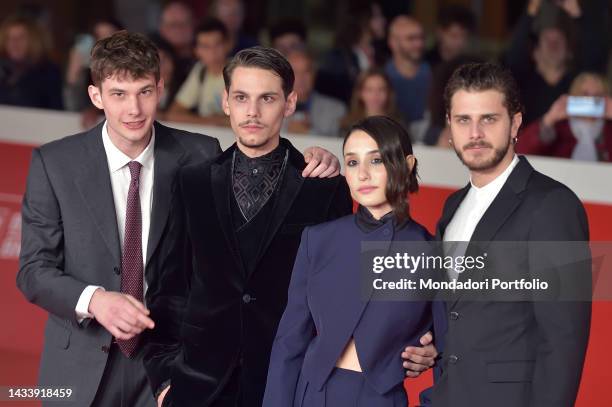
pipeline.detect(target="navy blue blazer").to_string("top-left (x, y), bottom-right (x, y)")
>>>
top-left (263, 214), bottom-right (438, 406)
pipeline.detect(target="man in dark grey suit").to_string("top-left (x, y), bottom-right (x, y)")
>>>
top-left (17, 32), bottom-right (340, 407)
top-left (407, 62), bottom-right (591, 406)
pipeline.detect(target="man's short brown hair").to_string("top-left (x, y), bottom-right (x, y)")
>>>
top-left (90, 30), bottom-right (160, 87)
top-left (444, 62), bottom-right (524, 118)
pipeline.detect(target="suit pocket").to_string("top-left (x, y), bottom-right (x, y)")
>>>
top-left (47, 324), bottom-right (70, 349)
top-left (486, 360), bottom-right (535, 383)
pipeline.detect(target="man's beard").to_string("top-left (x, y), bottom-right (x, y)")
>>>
top-left (454, 134), bottom-right (511, 171)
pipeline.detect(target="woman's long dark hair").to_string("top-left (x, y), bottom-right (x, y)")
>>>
top-left (343, 115), bottom-right (419, 223)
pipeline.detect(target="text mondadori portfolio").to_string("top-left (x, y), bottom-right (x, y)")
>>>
top-left (372, 278), bottom-right (549, 291)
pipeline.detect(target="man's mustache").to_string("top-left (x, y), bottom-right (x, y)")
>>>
top-left (463, 141), bottom-right (493, 150)
top-left (239, 120), bottom-right (265, 127)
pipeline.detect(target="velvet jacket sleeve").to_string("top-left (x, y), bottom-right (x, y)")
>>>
top-left (143, 168), bottom-right (193, 395)
top-left (327, 176), bottom-right (353, 220)
top-left (262, 227), bottom-right (316, 406)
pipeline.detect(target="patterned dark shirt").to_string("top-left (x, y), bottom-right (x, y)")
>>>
top-left (232, 145), bottom-right (287, 222)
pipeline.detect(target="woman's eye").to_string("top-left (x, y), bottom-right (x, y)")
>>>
top-left (346, 159), bottom-right (357, 167)
top-left (371, 157), bottom-right (383, 164)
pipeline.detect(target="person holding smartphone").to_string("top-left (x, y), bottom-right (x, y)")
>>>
top-left (517, 72), bottom-right (612, 161)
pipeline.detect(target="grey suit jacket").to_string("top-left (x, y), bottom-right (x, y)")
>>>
top-left (16, 121), bottom-right (221, 406)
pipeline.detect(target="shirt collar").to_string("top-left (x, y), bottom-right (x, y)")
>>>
top-left (101, 121), bottom-right (155, 173)
top-left (470, 154), bottom-right (519, 194)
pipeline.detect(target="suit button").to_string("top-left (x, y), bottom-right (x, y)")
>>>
top-left (113, 266), bottom-right (120, 275)
top-left (242, 294), bottom-right (252, 304)
top-left (450, 311), bottom-right (459, 320)
top-left (101, 345), bottom-right (110, 353)
top-left (382, 228), bottom-right (390, 236)
top-left (449, 354), bottom-right (459, 364)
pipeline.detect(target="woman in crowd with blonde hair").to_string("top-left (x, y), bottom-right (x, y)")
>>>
top-left (517, 72), bottom-right (612, 162)
top-left (0, 14), bottom-right (62, 110)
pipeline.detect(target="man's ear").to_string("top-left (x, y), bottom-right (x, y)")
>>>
top-left (88, 85), bottom-right (104, 110)
top-left (222, 89), bottom-right (230, 116)
top-left (511, 112), bottom-right (523, 137)
top-left (156, 78), bottom-right (165, 101)
top-left (284, 90), bottom-right (297, 117)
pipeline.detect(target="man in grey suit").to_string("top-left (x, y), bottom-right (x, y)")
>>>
top-left (17, 32), bottom-right (340, 407)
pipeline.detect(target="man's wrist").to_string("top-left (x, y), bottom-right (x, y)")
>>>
top-left (75, 285), bottom-right (104, 322)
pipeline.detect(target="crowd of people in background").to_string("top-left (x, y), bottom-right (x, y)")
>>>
top-left (0, 0), bottom-right (611, 162)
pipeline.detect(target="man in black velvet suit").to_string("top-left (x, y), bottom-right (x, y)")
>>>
top-left (143, 47), bottom-right (354, 406)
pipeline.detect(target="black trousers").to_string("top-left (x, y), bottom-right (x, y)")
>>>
top-left (91, 343), bottom-right (155, 407)
top-left (163, 364), bottom-right (243, 407)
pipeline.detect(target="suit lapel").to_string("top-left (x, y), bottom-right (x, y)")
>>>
top-left (252, 141), bottom-right (304, 272)
top-left (469, 157), bottom-right (533, 245)
top-left (146, 123), bottom-right (186, 266)
top-left (74, 123), bottom-right (121, 265)
top-left (211, 146), bottom-right (244, 273)
top-left (448, 156), bottom-right (533, 308)
top-left (436, 184), bottom-right (470, 240)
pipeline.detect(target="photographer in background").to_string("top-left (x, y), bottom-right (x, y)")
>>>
top-left (517, 72), bottom-right (612, 162)
top-left (503, 0), bottom-right (609, 124)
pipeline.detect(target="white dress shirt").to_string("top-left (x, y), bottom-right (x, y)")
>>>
top-left (75, 122), bottom-right (155, 321)
top-left (443, 155), bottom-right (519, 280)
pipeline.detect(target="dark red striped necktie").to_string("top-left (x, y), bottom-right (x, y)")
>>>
top-left (117, 161), bottom-right (143, 357)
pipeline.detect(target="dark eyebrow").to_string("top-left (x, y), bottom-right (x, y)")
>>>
top-left (452, 113), bottom-right (501, 119)
top-left (139, 85), bottom-right (154, 92)
top-left (108, 88), bottom-right (125, 93)
top-left (343, 150), bottom-right (380, 157)
top-left (230, 90), bottom-right (281, 98)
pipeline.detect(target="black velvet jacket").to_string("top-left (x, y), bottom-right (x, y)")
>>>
top-left (143, 138), bottom-right (353, 406)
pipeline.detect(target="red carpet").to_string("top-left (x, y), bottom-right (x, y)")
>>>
top-left (1, 141), bottom-right (610, 406)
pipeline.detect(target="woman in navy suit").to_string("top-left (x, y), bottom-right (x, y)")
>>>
top-left (263, 116), bottom-right (435, 406)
